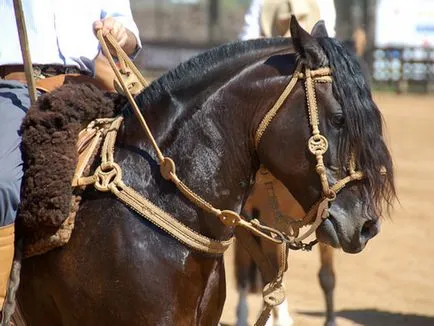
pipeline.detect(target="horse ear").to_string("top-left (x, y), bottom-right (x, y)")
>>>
top-left (290, 16), bottom-right (328, 68)
top-left (311, 20), bottom-right (328, 38)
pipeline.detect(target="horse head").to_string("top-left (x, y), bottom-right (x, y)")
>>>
top-left (254, 18), bottom-right (395, 253)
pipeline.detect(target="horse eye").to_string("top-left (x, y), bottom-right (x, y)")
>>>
top-left (331, 114), bottom-right (345, 128)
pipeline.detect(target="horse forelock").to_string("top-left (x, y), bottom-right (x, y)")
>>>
top-left (317, 38), bottom-right (396, 217)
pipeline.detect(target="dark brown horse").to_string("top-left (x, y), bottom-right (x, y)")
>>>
top-left (13, 19), bottom-right (394, 326)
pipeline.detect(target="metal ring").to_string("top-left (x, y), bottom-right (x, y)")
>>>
top-left (308, 134), bottom-right (328, 155)
top-left (94, 162), bottom-right (122, 192)
top-left (326, 189), bottom-right (336, 201)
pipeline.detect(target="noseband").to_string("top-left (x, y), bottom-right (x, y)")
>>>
top-left (255, 63), bottom-right (364, 245)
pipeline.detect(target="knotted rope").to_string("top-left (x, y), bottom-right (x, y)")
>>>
top-left (90, 32), bottom-right (366, 326)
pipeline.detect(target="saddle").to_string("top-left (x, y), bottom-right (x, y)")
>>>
top-left (17, 84), bottom-right (125, 257)
top-left (17, 32), bottom-right (149, 257)
top-left (0, 54), bottom-right (116, 93)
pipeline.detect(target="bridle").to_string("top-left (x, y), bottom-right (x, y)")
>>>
top-left (254, 62), bottom-right (364, 247)
top-left (245, 62), bottom-right (365, 325)
top-left (74, 32), bottom-right (366, 253)
top-left (72, 33), bottom-right (367, 326)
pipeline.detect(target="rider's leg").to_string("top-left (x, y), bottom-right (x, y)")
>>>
top-left (0, 80), bottom-right (30, 312)
top-left (0, 224), bottom-right (14, 311)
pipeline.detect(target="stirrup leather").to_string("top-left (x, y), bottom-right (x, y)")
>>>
top-left (0, 224), bottom-right (14, 311)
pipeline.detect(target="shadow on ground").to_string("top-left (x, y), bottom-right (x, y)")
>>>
top-left (298, 308), bottom-right (434, 326)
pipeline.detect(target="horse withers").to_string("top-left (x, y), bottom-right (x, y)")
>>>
top-left (11, 18), bottom-right (394, 326)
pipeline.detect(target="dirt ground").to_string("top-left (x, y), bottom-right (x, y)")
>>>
top-left (219, 93), bottom-right (434, 326)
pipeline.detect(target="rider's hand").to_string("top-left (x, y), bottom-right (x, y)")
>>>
top-left (93, 17), bottom-right (137, 55)
top-left (94, 17), bottom-right (128, 48)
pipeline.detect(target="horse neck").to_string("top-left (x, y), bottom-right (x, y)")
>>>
top-left (120, 41), bottom-right (293, 241)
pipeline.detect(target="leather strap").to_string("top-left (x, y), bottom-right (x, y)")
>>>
top-left (235, 227), bottom-right (289, 326)
top-left (74, 117), bottom-right (234, 255)
top-left (0, 224), bottom-right (14, 312)
top-left (235, 228), bottom-right (277, 283)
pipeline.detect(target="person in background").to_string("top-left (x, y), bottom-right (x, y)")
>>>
top-left (239, 0), bottom-right (336, 40)
top-left (0, 0), bottom-right (141, 317)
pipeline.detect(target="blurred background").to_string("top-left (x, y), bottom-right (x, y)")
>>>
top-left (129, 1), bottom-right (434, 325)
top-left (131, 0), bottom-right (434, 94)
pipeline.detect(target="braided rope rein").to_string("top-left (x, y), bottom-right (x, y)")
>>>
top-left (88, 33), bottom-right (366, 326)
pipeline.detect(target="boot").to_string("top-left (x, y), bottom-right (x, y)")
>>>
top-left (0, 224), bottom-right (14, 312)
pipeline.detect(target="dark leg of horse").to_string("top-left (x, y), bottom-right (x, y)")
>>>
top-left (318, 243), bottom-right (336, 326)
top-left (17, 252), bottom-right (74, 326)
top-left (18, 254), bottom-right (226, 326)
top-left (198, 259), bottom-right (227, 326)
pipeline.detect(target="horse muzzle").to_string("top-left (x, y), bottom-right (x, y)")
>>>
top-left (316, 204), bottom-right (381, 253)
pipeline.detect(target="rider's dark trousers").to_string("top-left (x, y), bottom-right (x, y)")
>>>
top-left (0, 80), bottom-right (30, 227)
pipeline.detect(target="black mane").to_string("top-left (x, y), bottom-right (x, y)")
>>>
top-left (132, 36), bottom-right (395, 216)
top-left (135, 38), bottom-right (291, 107)
top-left (317, 37), bottom-right (396, 215)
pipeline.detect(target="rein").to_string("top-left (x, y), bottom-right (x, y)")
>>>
top-left (92, 32), bottom-right (364, 251)
top-left (74, 116), bottom-right (233, 254)
top-left (249, 63), bottom-right (363, 325)
top-left (75, 33), bottom-right (366, 326)
top-left (93, 32), bottom-right (295, 247)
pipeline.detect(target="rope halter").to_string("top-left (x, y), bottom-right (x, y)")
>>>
top-left (255, 63), bottom-right (364, 247)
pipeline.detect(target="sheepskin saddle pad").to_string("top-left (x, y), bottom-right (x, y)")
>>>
top-left (18, 84), bottom-right (125, 257)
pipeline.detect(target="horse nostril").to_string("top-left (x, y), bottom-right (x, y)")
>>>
top-left (360, 220), bottom-right (379, 241)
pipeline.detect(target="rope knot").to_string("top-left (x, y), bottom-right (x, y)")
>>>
top-left (219, 210), bottom-right (241, 227)
top-left (94, 162), bottom-right (122, 192)
top-left (263, 281), bottom-right (285, 307)
top-left (100, 161), bottom-right (116, 172)
top-left (326, 189), bottom-right (337, 201)
top-left (160, 157), bottom-right (176, 181)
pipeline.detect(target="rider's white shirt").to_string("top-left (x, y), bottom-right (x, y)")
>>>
top-left (0, 0), bottom-right (140, 72)
top-left (239, 0), bottom-right (336, 40)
